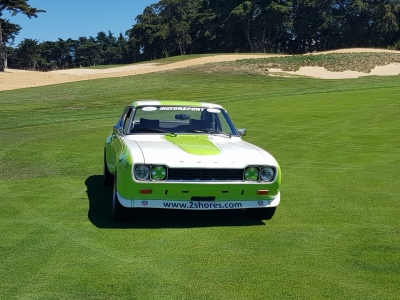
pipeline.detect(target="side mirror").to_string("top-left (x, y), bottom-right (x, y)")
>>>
top-left (237, 128), bottom-right (247, 137)
top-left (113, 126), bottom-right (123, 135)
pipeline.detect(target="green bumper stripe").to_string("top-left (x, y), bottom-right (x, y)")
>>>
top-left (165, 135), bottom-right (221, 155)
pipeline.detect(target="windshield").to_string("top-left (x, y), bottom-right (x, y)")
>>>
top-left (128, 106), bottom-right (238, 136)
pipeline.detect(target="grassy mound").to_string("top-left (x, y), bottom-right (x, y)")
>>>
top-left (193, 52), bottom-right (400, 74)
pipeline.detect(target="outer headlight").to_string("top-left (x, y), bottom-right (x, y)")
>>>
top-left (151, 165), bottom-right (167, 181)
top-left (260, 167), bottom-right (275, 182)
top-left (244, 167), bottom-right (259, 181)
top-left (135, 165), bottom-right (150, 181)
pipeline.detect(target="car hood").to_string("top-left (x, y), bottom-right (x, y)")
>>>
top-left (124, 134), bottom-right (277, 168)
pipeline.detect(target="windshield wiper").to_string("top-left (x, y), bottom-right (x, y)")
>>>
top-left (132, 127), bottom-right (177, 137)
top-left (186, 128), bottom-right (231, 138)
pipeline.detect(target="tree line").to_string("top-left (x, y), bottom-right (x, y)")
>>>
top-left (2, 0), bottom-right (400, 71)
top-left (3, 32), bottom-right (133, 71)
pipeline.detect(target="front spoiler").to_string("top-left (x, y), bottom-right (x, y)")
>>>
top-left (116, 192), bottom-right (280, 210)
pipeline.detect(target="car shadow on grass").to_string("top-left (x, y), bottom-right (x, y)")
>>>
top-left (85, 175), bottom-right (267, 228)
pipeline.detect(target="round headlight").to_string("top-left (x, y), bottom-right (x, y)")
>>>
top-left (244, 167), bottom-right (259, 181)
top-left (260, 167), bottom-right (275, 182)
top-left (135, 165), bottom-right (150, 181)
top-left (151, 166), bottom-right (167, 181)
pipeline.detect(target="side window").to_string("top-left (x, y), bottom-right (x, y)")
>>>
top-left (117, 109), bottom-right (129, 128)
top-left (123, 108), bottom-right (133, 134)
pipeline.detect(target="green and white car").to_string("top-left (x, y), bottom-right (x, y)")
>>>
top-left (104, 100), bottom-right (281, 220)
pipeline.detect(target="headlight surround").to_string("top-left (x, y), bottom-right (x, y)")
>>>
top-left (260, 167), bottom-right (275, 182)
top-left (151, 165), bottom-right (167, 181)
top-left (134, 165), bottom-right (150, 181)
top-left (244, 167), bottom-right (259, 181)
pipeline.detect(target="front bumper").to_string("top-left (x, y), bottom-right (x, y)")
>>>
top-left (116, 192), bottom-right (280, 210)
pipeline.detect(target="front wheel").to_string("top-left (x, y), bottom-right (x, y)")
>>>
top-left (246, 207), bottom-right (277, 220)
top-left (103, 150), bottom-right (114, 186)
top-left (112, 175), bottom-right (129, 221)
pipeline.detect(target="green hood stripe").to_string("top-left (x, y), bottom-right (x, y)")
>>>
top-left (165, 135), bottom-right (221, 155)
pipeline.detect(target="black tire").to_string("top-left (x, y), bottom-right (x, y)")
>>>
top-left (246, 207), bottom-right (277, 220)
top-left (103, 150), bottom-right (113, 186)
top-left (112, 175), bottom-right (129, 221)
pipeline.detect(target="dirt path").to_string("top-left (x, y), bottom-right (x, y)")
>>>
top-left (0, 54), bottom-right (278, 91)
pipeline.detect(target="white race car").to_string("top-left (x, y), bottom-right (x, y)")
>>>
top-left (104, 100), bottom-right (281, 220)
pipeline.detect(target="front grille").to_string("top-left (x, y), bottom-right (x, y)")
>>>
top-left (167, 168), bottom-right (243, 181)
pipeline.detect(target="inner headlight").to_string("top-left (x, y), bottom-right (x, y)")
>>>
top-left (244, 167), bottom-right (259, 181)
top-left (135, 165), bottom-right (150, 181)
top-left (151, 165), bottom-right (167, 181)
top-left (260, 167), bottom-right (275, 182)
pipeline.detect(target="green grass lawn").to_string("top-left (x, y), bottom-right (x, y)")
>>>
top-left (0, 69), bottom-right (399, 299)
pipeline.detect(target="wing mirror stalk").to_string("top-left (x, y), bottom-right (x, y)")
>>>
top-left (237, 129), bottom-right (247, 137)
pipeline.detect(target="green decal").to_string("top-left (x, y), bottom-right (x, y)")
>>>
top-left (151, 166), bottom-right (167, 180)
top-left (244, 167), bottom-right (259, 181)
top-left (165, 135), bottom-right (221, 155)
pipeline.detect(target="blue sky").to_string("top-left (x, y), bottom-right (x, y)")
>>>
top-left (2, 0), bottom-right (156, 45)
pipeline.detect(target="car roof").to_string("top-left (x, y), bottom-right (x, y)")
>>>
top-left (130, 100), bottom-right (224, 109)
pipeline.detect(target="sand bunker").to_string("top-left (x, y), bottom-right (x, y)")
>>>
top-left (270, 63), bottom-right (400, 79)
